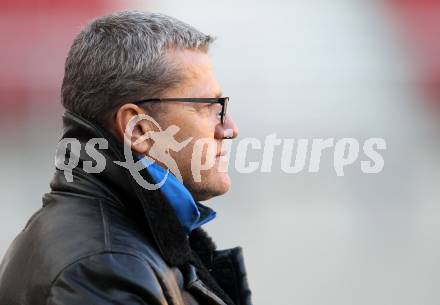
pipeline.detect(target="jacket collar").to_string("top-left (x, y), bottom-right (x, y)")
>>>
top-left (142, 161), bottom-right (217, 234)
top-left (51, 111), bottom-right (216, 267)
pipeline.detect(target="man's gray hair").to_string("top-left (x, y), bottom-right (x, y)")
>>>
top-left (61, 11), bottom-right (214, 126)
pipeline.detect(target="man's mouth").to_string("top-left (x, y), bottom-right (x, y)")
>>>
top-left (216, 151), bottom-right (227, 158)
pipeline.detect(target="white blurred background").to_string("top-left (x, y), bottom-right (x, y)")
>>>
top-left (1, 1), bottom-right (440, 304)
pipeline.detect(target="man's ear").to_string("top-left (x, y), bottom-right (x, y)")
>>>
top-left (113, 103), bottom-right (156, 155)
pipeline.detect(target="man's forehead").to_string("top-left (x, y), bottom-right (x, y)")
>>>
top-left (170, 48), bottom-right (212, 67)
top-left (184, 77), bottom-right (222, 98)
top-left (168, 48), bottom-right (221, 98)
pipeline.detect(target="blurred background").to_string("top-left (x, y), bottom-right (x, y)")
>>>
top-left (1, 0), bottom-right (440, 304)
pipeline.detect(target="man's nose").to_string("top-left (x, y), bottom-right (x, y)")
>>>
top-left (215, 115), bottom-right (238, 139)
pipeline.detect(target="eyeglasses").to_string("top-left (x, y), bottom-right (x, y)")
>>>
top-left (133, 97), bottom-right (229, 125)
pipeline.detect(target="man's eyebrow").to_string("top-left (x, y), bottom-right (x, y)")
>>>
top-left (215, 92), bottom-right (223, 98)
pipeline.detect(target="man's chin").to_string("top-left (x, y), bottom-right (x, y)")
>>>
top-left (190, 172), bottom-right (231, 201)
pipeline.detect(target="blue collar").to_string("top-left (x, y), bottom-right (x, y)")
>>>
top-left (138, 158), bottom-right (216, 234)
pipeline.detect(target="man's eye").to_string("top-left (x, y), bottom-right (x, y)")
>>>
top-left (212, 105), bottom-right (222, 118)
top-left (204, 104), bottom-right (221, 120)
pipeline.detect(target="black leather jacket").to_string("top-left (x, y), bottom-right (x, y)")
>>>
top-left (0, 111), bottom-right (252, 305)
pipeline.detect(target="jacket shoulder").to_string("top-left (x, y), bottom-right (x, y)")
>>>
top-left (0, 192), bottom-right (170, 305)
top-left (46, 251), bottom-right (171, 305)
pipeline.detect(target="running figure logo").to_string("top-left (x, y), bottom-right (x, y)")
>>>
top-left (115, 114), bottom-right (192, 190)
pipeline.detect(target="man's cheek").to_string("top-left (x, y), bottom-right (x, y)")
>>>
top-left (190, 138), bottom-right (218, 183)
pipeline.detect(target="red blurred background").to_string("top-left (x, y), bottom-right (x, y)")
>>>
top-left (1, 0), bottom-right (439, 119)
top-left (0, 0), bottom-right (126, 119)
top-left (387, 0), bottom-right (440, 108)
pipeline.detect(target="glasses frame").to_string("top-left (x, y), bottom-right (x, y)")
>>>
top-left (133, 97), bottom-right (229, 124)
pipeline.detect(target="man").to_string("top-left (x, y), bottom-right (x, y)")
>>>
top-left (0, 11), bottom-right (252, 305)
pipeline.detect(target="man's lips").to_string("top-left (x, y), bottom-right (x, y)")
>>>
top-left (216, 151), bottom-right (227, 157)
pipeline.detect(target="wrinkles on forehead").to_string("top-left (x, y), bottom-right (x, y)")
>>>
top-left (164, 48), bottom-right (221, 99)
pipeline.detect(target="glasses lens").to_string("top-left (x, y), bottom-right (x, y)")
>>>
top-left (222, 97), bottom-right (229, 124)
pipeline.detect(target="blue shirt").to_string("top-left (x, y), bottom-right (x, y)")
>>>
top-left (139, 158), bottom-right (216, 234)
